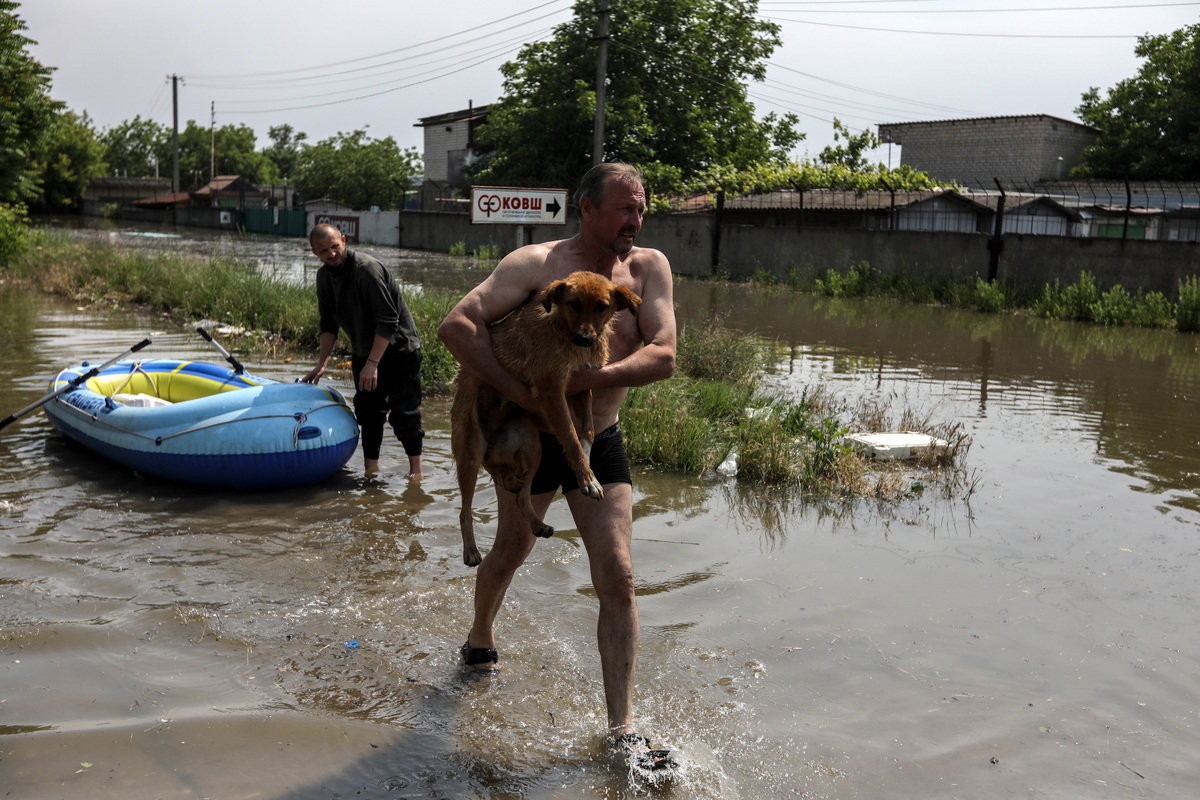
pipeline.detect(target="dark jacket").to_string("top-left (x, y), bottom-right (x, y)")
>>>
top-left (316, 249), bottom-right (420, 358)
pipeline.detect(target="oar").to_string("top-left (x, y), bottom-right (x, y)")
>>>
top-left (196, 326), bottom-right (245, 374)
top-left (0, 337), bottom-right (153, 432)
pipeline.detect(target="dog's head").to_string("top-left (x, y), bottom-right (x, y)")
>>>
top-left (540, 271), bottom-right (642, 349)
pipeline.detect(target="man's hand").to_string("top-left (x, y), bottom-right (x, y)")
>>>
top-left (301, 366), bottom-right (325, 384)
top-left (358, 361), bottom-right (379, 391)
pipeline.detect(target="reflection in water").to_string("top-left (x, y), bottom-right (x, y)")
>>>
top-left (5, 231), bottom-right (1200, 798)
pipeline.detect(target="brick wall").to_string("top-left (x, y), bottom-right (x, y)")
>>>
top-left (422, 120), bottom-right (471, 184)
top-left (878, 115), bottom-right (1100, 184)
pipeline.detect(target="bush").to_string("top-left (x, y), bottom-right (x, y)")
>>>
top-left (1178, 275), bottom-right (1200, 333)
top-left (0, 203), bottom-right (33, 267)
top-left (971, 277), bottom-right (1008, 313)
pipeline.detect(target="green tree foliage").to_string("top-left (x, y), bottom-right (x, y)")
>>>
top-left (99, 116), bottom-right (169, 178)
top-left (0, 1), bottom-right (61, 204)
top-left (263, 124), bottom-right (308, 182)
top-left (474, 0), bottom-right (802, 190)
top-left (1074, 23), bottom-right (1200, 179)
top-left (294, 129), bottom-right (421, 210)
top-left (33, 109), bottom-right (108, 212)
top-left (176, 121), bottom-right (280, 189)
top-left (818, 118), bottom-right (882, 172)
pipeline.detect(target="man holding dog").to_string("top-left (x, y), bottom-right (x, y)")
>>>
top-left (438, 162), bottom-right (677, 765)
top-left (302, 223), bottom-right (424, 477)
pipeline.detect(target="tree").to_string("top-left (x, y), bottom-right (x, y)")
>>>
top-left (33, 109), bottom-right (108, 212)
top-left (1073, 23), bottom-right (1200, 179)
top-left (818, 119), bottom-right (883, 173)
top-left (176, 121), bottom-right (280, 189)
top-left (263, 124), bottom-right (308, 182)
top-left (0, 0), bottom-right (61, 204)
top-left (294, 129), bottom-right (421, 210)
top-left (99, 116), bottom-right (170, 178)
top-left (473, 0), bottom-right (802, 192)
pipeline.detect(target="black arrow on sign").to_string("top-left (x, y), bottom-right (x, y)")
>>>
top-left (546, 197), bottom-right (562, 218)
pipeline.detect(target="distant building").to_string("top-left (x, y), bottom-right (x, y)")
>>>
top-left (84, 177), bottom-right (172, 208)
top-left (414, 104), bottom-right (491, 188)
top-left (876, 114), bottom-right (1101, 184)
top-left (191, 175), bottom-right (270, 209)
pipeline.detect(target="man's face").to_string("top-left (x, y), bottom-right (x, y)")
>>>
top-left (586, 179), bottom-right (645, 255)
top-left (311, 232), bottom-right (347, 267)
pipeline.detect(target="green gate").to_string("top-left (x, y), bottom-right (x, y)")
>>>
top-left (240, 207), bottom-right (308, 237)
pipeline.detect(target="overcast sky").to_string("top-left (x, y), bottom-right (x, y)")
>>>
top-left (20, 0), bottom-right (1200, 173)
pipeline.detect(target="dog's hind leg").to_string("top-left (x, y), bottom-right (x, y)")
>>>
top-left (489, 416), bottom-right (554, 538)
top-left (450, 381), bottom-right (485, 567)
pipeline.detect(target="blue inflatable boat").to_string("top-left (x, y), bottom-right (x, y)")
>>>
top-left (43, 358), bottom-right (359, 489)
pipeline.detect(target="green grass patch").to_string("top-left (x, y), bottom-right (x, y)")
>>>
top-left (5, 232), bottom-right (460, 394)
top-left (776, 260), bottom-right (1191, 329)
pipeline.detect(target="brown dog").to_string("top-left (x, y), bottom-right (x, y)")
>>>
top-left (450, 271), bottom-right (642, 567)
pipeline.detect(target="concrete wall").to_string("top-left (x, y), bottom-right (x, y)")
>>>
top-left (878, 115), bottom-right (1100, 183)
top-left (386, 211), bottom-right (1200, 298)
top-left (82, 202), bottom-right (238, 230)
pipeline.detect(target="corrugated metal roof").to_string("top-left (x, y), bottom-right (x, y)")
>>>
top-left (876, 113), bottom-right (1099, 133)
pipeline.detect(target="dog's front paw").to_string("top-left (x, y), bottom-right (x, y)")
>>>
top-left (580, 477), bottom-right (605, 501)
top-left (463, 547), bottom-right (482, 567)
top-left (533, 520), bottom-right (555, 538)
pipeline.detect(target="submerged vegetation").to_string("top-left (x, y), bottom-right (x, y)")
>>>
top-left (3, 232), bottom-right (459, 394)
top-left (758, 259), bottom-right (1196, 332)
top-left (622, 314), bottom-right (970, 500)
top-left (4, 233), bottom-right (970, 501)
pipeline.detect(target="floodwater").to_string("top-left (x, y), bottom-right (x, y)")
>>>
top-left (3, 223), bottom-right (1200, 799)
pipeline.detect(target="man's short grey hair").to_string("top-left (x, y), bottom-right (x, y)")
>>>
top-left (574, 162), bottom-right (644, 210)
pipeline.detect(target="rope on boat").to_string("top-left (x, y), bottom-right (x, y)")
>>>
top-left (59, 401), bottom-right (355, 449)
top-left (109, 361), bottom-right (163, 399)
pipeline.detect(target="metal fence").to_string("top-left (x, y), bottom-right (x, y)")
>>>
top-left (658, 180), bottom-right (1200, 242)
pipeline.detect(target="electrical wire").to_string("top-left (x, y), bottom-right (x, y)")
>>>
top-left (203, 29), bottom-right (549, 104)
top-left (761, 15), bottom-right (1144, 37)
top-left (759, 1), bottom-right (1199, 12)
top-left (188, 0), bottom-right (570, 82)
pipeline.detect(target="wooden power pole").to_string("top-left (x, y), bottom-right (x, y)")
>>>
top-left (592, 0), bottom-right (610, 166)
top-left (170, 74), bottom-right (181, 195)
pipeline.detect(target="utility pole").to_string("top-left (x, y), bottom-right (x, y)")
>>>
top-left (210, 101), bottom-right (216, 184)
top-left (592, 0), bottom-right (610, 166)
top-left (170, 74), bottom-right (181, 195)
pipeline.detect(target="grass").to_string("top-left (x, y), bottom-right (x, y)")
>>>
top-left (4, 232), bottom-right (460, 394)
top-left (449, 241), bottom-right (503, 261)
top-left (622, 313), bottom-right (970, 498)
top-left (777, 260), bottom-right (1186, 331)
top-left (6, 233), bottom-right (970, 500)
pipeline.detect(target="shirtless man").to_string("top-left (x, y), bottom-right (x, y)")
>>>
top-left (437, 162), bottom-right (677, 762)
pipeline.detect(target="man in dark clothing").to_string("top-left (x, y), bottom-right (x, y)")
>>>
top-left (301, 223), bottom-right (423, 476)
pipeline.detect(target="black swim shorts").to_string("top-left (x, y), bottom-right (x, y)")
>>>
top-left (529, 423), bottom-right (632, 495)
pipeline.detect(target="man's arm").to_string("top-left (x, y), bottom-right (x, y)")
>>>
top-left (571, 250), bottom-right (676, 394)
top-left (437, 247), bottom-right (550, 414)
top-left (301, 331), bottom-right (338, 384)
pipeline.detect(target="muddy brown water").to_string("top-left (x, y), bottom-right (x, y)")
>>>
top-left (2, 223), bottom-right (1199, 798)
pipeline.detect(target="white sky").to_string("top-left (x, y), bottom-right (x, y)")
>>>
top-left (19, 0), bottom-right (1200, 173)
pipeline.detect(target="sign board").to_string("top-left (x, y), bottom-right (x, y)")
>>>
top-left (471, 186), bottom-right (568, 225)
top-left (316, 214), bottom-right (359, 240)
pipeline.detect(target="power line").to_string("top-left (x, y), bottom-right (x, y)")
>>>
top-left (218, 39), bottom-right (535, 116)
top-left (761, 15), bottom-right (1146, 37)
top-left (210, 31), bottom-right (548, 107)
top-left (759, 1), bottom-right (1199, 12)
top-left (189, 0), bottom-right (570, 82)
top-left (189, 12), bottom-right (563, 90)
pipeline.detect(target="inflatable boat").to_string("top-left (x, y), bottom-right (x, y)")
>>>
top-left (43, 358), bottom-right (359, 489)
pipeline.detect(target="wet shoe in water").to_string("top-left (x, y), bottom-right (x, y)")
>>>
top-left (610, 732), bottom-right (680, 773)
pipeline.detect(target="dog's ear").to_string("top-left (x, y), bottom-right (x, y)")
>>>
top-left (611, 285), bottom-right (642, 317)
top-left (541, 280), bottom-right (567, 312)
